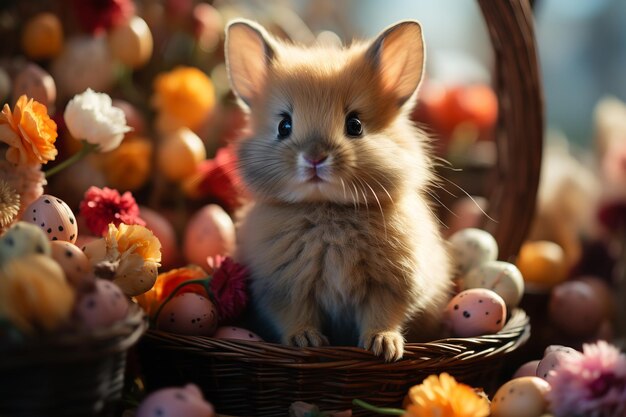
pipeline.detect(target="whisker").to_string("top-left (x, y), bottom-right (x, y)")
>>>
top-left (439, 175), bottom-right (496, 223)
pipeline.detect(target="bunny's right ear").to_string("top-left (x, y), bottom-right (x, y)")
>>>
top-left (225, 19), bottom-right (276, 107)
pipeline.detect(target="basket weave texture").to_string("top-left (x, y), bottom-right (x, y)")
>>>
top-left (0, 304), bottom-right (147, 417)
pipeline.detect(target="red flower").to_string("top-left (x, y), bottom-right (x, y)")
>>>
top-left (79, 186), bottom-right (145, 236)
top-left (71, 0), bottom-right (135, 34)
top-left (209, 256), bottom-right (249, 323)
top-left (183, 145), bottom-right (247, 211)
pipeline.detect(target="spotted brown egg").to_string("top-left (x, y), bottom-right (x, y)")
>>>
top-left (463, 260), bottom-right (525, 310)
top-left (156, 292), bottom-right (218, 336)
top-left (491, 377), bottom-right (550, 417)
top-left (50, 240), bottom-right (93, 290)
top-left (445, 288), bottom-right (507, 337)
top-left (75, 279), bottom-right (129, 329)
top-left (213, 326), bottom-right (263, 341)
top-left (537, 345), bottom-right (580, 380)
top-left (448, 228), bottom-right (498, 276)
top-left (0, 221), bottom-right (50, 264)
top-left (24, 194), bottom-right (78, 243)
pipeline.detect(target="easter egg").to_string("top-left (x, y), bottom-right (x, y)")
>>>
top-left (576, 276), bottom-right (615, 318)
top-left (490, 377), bottom-right (550, 417)
top-left (463, 261), bottom-right (524, 309)
top-left (157, 128), bottom-right (206, 181)
top-left (156, 293), bottom-right (218, 336)
top-left (112, 99), bottom-right (146, 136)
top-left (0, 221), bottom-right (50, 264)
top-left (136, 384), bottom-right (215, 417)
top-left (448, 228), bottom-right (498, 276)
top-left (75, 279), bottom-right (129, 329)
top-left (516, 241), bottom-right (567, 290)
top-left (108, 16), bottom-right (153, 69)
top-left (50, 240), bottom-right (92, 290)
top-left (12, 63), bottom-right (57, 109)
top-left (21, 12), bottom-right (63, 60)
top-left (548, 281), bottom-right (605, 338)
top-left (214, 326), bottom-right (263, 341)
top-left (445, 288), bottom-right (506, 337)
top-left (140, 206), bottom-right (178, 269)
top-left (183, 204), bottom-right (235, 266)
top-left (537, 347), bottom-right (580, 380)
top-left (24, 194), bottom-right (78, 243)
top-left (513, 360), bottom-right (541, 379)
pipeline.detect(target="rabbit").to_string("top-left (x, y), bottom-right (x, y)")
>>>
top-left (225, 18), bottom-right (452, 361)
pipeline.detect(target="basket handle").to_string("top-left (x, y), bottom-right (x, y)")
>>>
top-left (477, 0), bottom-right (544, 261)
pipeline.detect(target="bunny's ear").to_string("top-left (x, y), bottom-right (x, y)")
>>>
top-left (225, 19), bottom-right (276, 107)
top-left (366, 20), bottom-right (425, 105)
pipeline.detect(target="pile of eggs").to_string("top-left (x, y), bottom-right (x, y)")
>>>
top-left (444, 228), bottom-right (525, 338)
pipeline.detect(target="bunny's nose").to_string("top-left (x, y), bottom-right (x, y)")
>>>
top-left (304, 154), bottom-right (328, 167)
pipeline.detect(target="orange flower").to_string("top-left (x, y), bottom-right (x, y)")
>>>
top-left (0, 95), bottom-right (57, 165)
top-left (136, 265), bottom-right (207, 315)
top-left (404, 373), bottom-right (490, 417)
top-left (152, 66), bottom-right (215, 131)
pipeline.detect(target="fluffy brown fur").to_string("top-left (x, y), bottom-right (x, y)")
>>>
top-left (226, 19), bottom-right (452, 361)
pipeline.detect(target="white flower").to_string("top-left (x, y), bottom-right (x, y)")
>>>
top-left (63, 89), bottom-right (131, 152)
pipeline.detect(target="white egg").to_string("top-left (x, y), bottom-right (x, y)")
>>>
top-left (463, 260), bottom-right (524, 309)
top-left (448, 228), bottom-right (498, 276)
top-left (491, 377), bottom-right (550, 417)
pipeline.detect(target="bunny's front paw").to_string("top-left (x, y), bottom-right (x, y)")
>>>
top-left (362, 331), bottom-right (405, 362)
top-left (285, 327), bottom-right (329, 347)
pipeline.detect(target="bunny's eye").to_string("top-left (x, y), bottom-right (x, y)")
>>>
top-left (345, 113), bottom-right (363, 137)
top-left (277, 114), bottom-right (292, 139)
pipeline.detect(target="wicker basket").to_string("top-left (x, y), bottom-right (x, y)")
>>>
top-left (0, 304), bottom-right (147, 417)
top-left (139, 0), bottom-right (543, 415)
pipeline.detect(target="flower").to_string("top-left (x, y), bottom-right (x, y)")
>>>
top-left (0, 95), bottom-right (57, 165)
top-left (0, 179), bottom-right (19, 230)
top-left (71, 0), bottom-right (135, 34)
top-left (547, 341), bottom-right (626, 417)
top-left (100, 136), bottom-right (153, 191)
top-left (209, 256), bottom-right (249, 322)
top-left (404, 373), bottom-right (490, 417)
top-left (182, 145), bottom-right (246, 210)
top-left (80, 186), bottom-right (145, 236)
top-left (84, 223), bottom-right (162, 296)
top-left (64, 89), bottom-right (131, 153)
top-left (152, 66), bottom-right (215, 131)
top-left (0, 160), bottom-right (46, 218)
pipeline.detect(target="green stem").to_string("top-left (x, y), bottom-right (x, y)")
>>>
top-left (352, 399), bottom-right (404, 416)
top-left (45, 142), bottom-right (98, 178)
top-left (151, 277), bottom-right (213, 326)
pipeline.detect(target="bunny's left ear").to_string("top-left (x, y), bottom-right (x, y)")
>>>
top-left (366, 20), bottom-right (425, 105)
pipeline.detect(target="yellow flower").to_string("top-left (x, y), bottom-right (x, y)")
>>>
top-left (111, 223), bottom-right (162, 263)
top-left (0, 179), bottom-right (20, 230)
top-left (100, 136), bottom-right (152, 191)
top-left (404, 373), bottom-right (490, 417)
top-left (152, 66), bottom-right (215, 131)
top-left (0, 95), bottom-right (57, 164)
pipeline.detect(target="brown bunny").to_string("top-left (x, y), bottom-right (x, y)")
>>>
top-left (225, 19), bottom-right (452, 361)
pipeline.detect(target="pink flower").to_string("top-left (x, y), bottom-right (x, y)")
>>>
top-left (208, 256), bottom-right (249, 323)
top-left (71, 0), bottom-right (135, 34)
top-left (79, 186), bottom-right (145, 236)
top-left (0, 160), bottom-right (45, 219)
top-left (547, 341), bottom-right (626, 417)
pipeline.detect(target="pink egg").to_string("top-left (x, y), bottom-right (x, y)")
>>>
top-left (549, 281), bottom-right (605, 338)
top-left (24, 194), bottom-right (78, 243)
top-left (213, 326), bottom-right (263, 341)
top-left (513, 360), bottom-right (541, 379)
top-left (136, 384), bottom-right (214, 417)
top-left (112, 99), bottom-right (146, 136)
top-left (156, 293), bottom-right (218, 336)
top-left (183, 204), bottom-right (235, 267)
top-left (537, 347), bottom-right (580, 380)
top-left (140, 206), bottom-right (178, 269)
top-left (12, 63), bottom-right (57, 109)
top-left (75, 279), bottom-right (129, 329)
top-left (50, 240), bottom-right (92, 289)
top-left (445, 288), bottom-right (507, 337)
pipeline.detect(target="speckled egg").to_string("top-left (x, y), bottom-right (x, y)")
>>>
top-left (537, 347), bottom-right (580, 380)
top-left (183, 204), bottom-right (235, 266)
top-left (490, 377), bottom-right (550, 417)
top-left (463, 261), bottom-right (524, 309)
top-left (513, 360), bottom-right (541, 379)
top-left (446, 288), bottom-right (506, 337)
top-left (136, 384), bottom-right (214, 417)
top-left (516, 240), bottom-right (567, 290)
top-left (75, 279), bottom-right (129, 329)
top-left (50, 240), bottom-right (92, 290)
top-left (0, 221), bottom-right (50, 264)
top-left (156, 293), bottom-right (218, 336)
top-left (544, 344), bottom-right (579, 356)
top-left (549, 281), bottom-right (605, 338)
top-left (448, 228), bottom-right (498, 276)
top-left (213, 326), bottom-right (263, 341)
top-left (12, 63), bottom-right (57, 109)
top-left (24, 195), bottom-right (78, 243)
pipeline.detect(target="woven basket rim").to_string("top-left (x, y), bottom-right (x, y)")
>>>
top-left (0, 303), bottom-right (147, 368)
